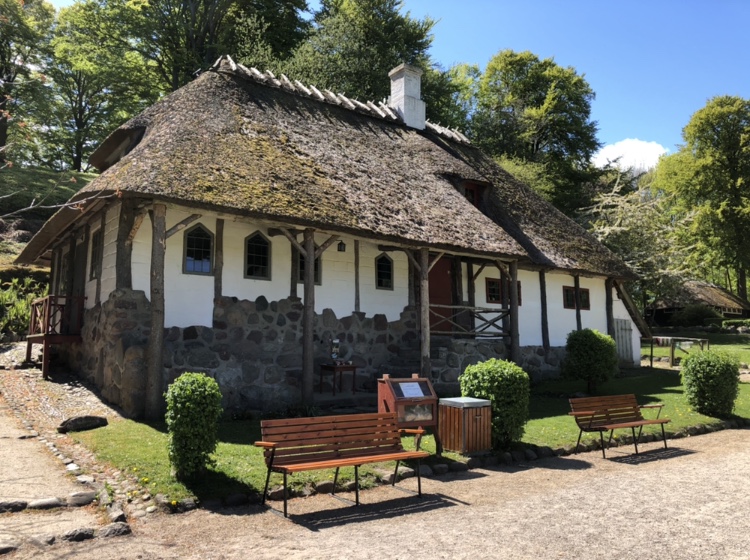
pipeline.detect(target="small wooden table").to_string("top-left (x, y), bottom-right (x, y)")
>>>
top-left (319, 363), bottom-right (357, 395)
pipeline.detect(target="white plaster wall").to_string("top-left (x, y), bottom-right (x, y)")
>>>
top-left (131, 205), bottom-right (411, 327)
top-left (132, 208), bottom-right (215, 327)
top-left (93, 202), bottom-right (121, 308)
top-left (222, 219), bottom-right (291, 304)
top-left (356, 241), bottom-right (409, 320)
top-left (545, 273), bottom-right (596, 346)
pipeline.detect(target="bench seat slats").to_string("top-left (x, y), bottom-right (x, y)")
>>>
top-left (256, 411), bottom-right (429, 517)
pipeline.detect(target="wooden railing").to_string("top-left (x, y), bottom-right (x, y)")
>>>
top-left (429, 305), bottom-right (510, 338)
top-left (28, 295), bottom-right (86, 337)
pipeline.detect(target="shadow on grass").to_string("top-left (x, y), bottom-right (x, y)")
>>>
top-left (286, 493), bottom-right (459, 530)
top-left (179, 468), bottom-right (260, 504)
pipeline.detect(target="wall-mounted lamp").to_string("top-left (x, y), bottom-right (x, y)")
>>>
top-left (337, 240), bottom-right (346, 252)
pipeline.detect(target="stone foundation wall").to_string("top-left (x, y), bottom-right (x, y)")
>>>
top-left (63, 290), bottom-right (567, 417)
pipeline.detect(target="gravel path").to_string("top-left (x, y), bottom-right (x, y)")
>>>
top-left (1, 343), bottom-right (749, 559)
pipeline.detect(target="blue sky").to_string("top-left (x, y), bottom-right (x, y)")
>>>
top-left (48, 0), bottom-right (749, 169)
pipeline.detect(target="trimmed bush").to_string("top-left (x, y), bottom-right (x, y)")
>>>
top-left (669, 304), bottom-right (722, 327)
top-left (165, 372), bottom-right (224, 480)
top-left (460, 358), bottom-right (529, 449)
top-left (681, 351), bottom-right (739, 418)
top-left (562, 329), bottom-right (618, 393)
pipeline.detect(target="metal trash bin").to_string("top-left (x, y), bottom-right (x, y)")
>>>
top-left (438, 397), bottom-right (492, 454)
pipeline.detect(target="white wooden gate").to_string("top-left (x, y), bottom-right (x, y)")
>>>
top-left (613, 319), bottom-right (635, 366)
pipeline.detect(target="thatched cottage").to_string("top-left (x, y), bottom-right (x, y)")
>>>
top-left (17, 56), bottom-right (646, 419)
top-left (648, 280), bottom-right (750, 325)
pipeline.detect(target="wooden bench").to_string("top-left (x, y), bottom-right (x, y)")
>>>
top-left (255, 412), bottom-right (430, 517)
top-left (569, 394), bottom-right (670, 458)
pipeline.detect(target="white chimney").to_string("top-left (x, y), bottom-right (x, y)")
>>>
top-left (388, 63), bottom-right (426, 130)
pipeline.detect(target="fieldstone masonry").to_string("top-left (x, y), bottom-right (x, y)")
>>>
top-left (64, 289), bottom-right (566, 417)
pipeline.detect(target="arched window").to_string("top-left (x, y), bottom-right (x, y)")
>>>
top-left (245, 232), bottom-right (271, 280)
top-left (183, 224), bottom-right (213, 274)
top-left (376, 253), bottom-right (393, 290)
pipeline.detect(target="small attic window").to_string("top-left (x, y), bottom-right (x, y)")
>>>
top-left (459, 181), bottom-right (485, 208)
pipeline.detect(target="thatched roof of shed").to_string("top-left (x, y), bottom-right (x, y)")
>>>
top-left (17, 57), bottom-right (634, 279)
top-left (653, 280), bottom-right (750, 312)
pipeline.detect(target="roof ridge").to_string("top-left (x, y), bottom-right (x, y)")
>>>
top-left (210, 55), bottom-right (471, 145)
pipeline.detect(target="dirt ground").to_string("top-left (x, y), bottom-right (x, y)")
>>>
top-left (1, 345), bottom-right (749, 559)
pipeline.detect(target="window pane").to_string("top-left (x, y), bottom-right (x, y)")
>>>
top-left (580, 289), bottom-right (590, 310)
top-left (185, 227), bottom-right (212, 273)
top-left (90, 229), bottom-right (103, 280)
top-left (486, 279), bottom-right (501, 303)
top-left (246, 234), bottom-right (270, 278)
top-left (376, 255), bottom-right (393, 289)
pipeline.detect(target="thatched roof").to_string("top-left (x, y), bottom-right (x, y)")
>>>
top-left (17, 57), bottom-right (634, 279)
top-left (653, 280), bottom-right (750, 312)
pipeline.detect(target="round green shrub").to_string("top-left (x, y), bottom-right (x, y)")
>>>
top-left (165, 372), bottom-right (224, 480)
top-left (561, 329), bottom-right (618, 393)
top-left (459, 358), bottom-right (530, 449)
top-left (681, 351), bottom-right (739, 418)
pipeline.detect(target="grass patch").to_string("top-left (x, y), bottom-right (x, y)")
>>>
top-left (0, 166), bottom-right (92, 221)
top-left (522, 368), bottom-right (749, 449)
top-left (642, 331), bottom-right (750, 365)
top-left (72, 419), bottom-right (452, 502)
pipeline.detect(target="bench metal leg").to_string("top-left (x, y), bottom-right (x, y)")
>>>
top-left (632, 427), bottom-right (639, 454)
top-left (575, 430), bottom-right (583, 454)
top-left (416, 460), bottom-right (422, 497)
top-left (599, 431), bottom-right (606, 459)
top-left (332, 467), bottom-right (340, 496)
top-left (283, 472), bottom-right (288, 517)
top-left (262, 468), bottom-right (272, 506)
top-left (354, 465), bottom-right (359, 505)
top-left (392, 460), bottom-right (400, 486)
top-left (661, 423), bottom-right (668, 449)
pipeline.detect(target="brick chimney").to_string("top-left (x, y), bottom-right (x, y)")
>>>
top-left (388, 63), bottom-right (426, 130)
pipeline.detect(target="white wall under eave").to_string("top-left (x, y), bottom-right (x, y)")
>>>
top-left (545, 272), bottom-right (608, 346)
top-left (131, 206), bottom-right (411, 328)
top-left (83, 203), bottom-right (118, 310)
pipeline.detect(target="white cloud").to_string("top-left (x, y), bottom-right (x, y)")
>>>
top-left (593, 138), bottom-right (668, 172)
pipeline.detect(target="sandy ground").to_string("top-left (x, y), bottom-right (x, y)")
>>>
top-left (1, 344), bottom-right (749, 559)
top-left (4, 426), bottom-right (748, 560)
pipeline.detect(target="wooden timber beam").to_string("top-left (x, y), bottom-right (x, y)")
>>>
top-left (165, 214), bottom-right (201, 240)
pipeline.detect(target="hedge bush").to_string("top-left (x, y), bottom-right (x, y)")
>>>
top-left (460, 358), bottom-right (529, 449)
top-left (723, 319), bottom-right (750, 328)
top-left (562, 329), bottom-right (618, 393)
top-left (669, 304), bottom-right (722, 327)
top-left (681, 351), bottom-right (739, 418)
top-left (165, 372), bottom-right (224, 480)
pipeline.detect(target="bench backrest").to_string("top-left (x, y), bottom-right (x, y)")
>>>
top-left (569, 394), bottom-right (644, 429)
top-left (259, 412), bottom-right (406, 467)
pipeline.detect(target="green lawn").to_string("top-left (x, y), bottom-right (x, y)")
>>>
top-left (0, 166), bottom-right (93, 221)
top-left (73, 368), bottom-right (750, 504)
top-left (642, 331), bottom-right (750, 365)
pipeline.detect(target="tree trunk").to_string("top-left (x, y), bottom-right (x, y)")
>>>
top-left (737, 268), bottom-right (747, 301)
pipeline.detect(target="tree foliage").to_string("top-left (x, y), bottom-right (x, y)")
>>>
top-left (470, 50), bottom-right (601, 214)
top-left (652, 96), bottom-right (750, 299)
top-left (0, 0), bottom-right (55, 163)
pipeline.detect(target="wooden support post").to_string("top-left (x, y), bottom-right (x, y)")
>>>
top-left (290, 247), bottom-right (299, 298)
top-left (605, 278), bottom-right (614, 337)
top-left (115, 199), bottom-right (136, 290)
top-left (214, 218), bottom-right (224, 303)
top-left (145, 203), bottom-right (167, 421)
top-left (574, 275), bottom-right (582, 331)
top-left (64, 236), bottom-right (76, 334)
top-left (418, 248), bottom-right (431, 377)
top-left (509, 261), bottom-right (520, 363)
top-left (95, 211), bottom-right (106, 305)
top-left (354, 240), bottom-right (361, 313)
top-left (467, 262), bottom-right (476, 333)
top-left (539, 270), bottom-right (550, 352)
top-left (302, 228), bottom-right (316, 405)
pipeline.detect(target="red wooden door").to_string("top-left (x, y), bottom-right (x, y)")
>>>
top-left (429, 257), bottom-right (453, 331)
